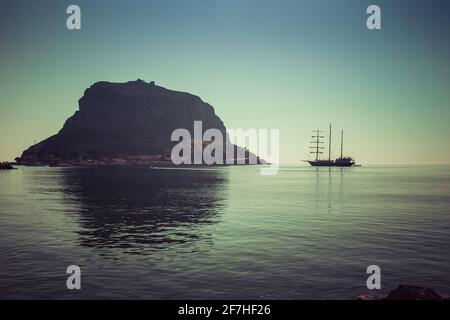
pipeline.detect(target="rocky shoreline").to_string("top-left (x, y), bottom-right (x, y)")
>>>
top-left (0, 162), bottom-right (17, 170)
top-left (15, 155), bottom-right (171, 167)
top-left (14, 158), bottom-right (263, 168)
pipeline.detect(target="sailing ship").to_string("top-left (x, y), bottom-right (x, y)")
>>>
top-left (306, 124), bottom-right (357, 167)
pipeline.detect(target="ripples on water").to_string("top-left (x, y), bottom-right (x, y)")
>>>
top-left (0, 165), bottom-right (449, 299)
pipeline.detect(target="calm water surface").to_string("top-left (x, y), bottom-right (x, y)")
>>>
top-left (0, 165), bottom-right (449, 299)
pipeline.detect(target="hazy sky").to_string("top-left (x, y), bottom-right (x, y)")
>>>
top-left (0, 0), bottom-right (449, 164)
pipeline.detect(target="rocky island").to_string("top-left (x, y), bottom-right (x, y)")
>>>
top-left (16, 80), bottom-right (262, 166)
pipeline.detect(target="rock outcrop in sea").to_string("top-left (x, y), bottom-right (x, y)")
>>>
top-left (0, 162), bottom-right (16, 170)
top-left (17, 80), bottom-right (262, 165)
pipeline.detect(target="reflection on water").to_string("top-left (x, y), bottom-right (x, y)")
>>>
top-left (1, 165), bottom-right (450, 299)
top-left (61, 166), bottom-right (228, 252)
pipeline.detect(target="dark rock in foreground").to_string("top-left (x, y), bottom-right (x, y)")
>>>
top-left (0, 162), bottom-right (16, 170)
top-left (384, 284), bottom-right (443, 300)
top-left (17, 79), bottom-right (262, 166)
top-left (355, 284), bottom-right (446, 300)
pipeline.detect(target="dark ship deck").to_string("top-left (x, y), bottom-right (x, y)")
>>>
top-left (307, 157), bottom-right (355, 167)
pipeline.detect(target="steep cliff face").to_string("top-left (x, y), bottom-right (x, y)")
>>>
top-left (18, 80), bottom-right (259, 164)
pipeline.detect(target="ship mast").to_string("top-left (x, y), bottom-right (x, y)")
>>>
top-left (328, 123), bottom-right (332, 161)
top-left (340, 130), bottom-right (343, 158)
top-left (310, 130), bottom-right (324, 161)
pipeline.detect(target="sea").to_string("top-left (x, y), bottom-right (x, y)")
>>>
top-left (0, 165), bottom-right (449, 299)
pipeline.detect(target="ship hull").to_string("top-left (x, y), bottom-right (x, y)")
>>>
top-left (307, 160), bottom-right (355, 167)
